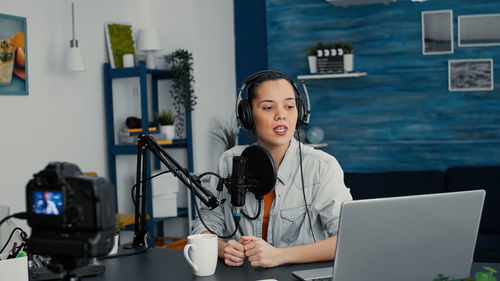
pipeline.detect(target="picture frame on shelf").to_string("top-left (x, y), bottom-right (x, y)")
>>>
top-left (104, 21), bottom-right (135, 68)
top-left (448, 59), bottom-right (493, 92)
top-left (458, 13), bottom-right (500, 47)
top-left (0, 13), bottom-right (28, 95)
top-left (421, 10), bottom-right (454, 55)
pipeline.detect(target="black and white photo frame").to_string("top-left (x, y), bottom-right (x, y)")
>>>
top-left (448, 59), bottom-right (494, 92)
top-left (422, 10), bottom-right (454, 55)
top-left (458, 13), bottom-right (500, 47)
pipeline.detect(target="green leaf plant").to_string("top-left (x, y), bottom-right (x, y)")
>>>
top-left (212, 118), bottom-right (239, 150)
top-left (156, 110), bottom-right (175, 126)
top-left (433, 266), bottom-right (497, 281)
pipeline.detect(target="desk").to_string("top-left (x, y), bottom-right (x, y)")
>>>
top-left (86, 248), bottom-right (499, 281)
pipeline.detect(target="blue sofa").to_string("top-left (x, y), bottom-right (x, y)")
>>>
top-left (344, 166), bottom-right (500, 262)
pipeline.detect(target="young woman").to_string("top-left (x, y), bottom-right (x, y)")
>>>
top-left (191, 71), bottom-right (352, 268)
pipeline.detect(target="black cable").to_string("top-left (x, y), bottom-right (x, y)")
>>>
top-left (0, 212), bottom-right (27, 228)
top-left (190, 174), bottom-right (240, 239)
top-left (0, 227), bottom-right (28, 254)
top-left (297, 130), bottom-right (317, 243)
top-left (131, 170), bottom-right (173, 205)
top-left (0, 214), bottom-right (16, 228)
top-left (99, 233), bottom-right (150, 260)
top-left (241, 199), bottom-right (262, 220)
top-left (197, 172), bottom-right (223, 181)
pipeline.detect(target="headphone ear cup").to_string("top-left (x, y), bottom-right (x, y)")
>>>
top-left (296, 97), bottom-right (305, 128)
top-left (238, 100), bottom-right (254, 130)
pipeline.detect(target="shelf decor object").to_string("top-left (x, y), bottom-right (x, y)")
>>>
top-left (307, 42), bottom-right (355, 74)
top-left (68, 2), bottom-right (85, 72)
top-left (306, 126), bottom-right (325, 144)
top-left (326, 0), bottom-right (396, 8)
top-left (137, 28), bottom-right (161, 69)
top-left (297, 72), bottom-right (367, 80)
top-left (0, 13), bottom-right (28, 95)
top-left (103, 61), bottom-right (194, 246)
top-left (104, 21), bottom-right (135, 68)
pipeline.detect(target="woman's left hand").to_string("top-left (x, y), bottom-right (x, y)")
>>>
top-left (241, 236), bottom-right (285, 268)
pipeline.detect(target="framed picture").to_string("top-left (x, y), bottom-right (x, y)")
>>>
top-left (448, 59), bottom-right (494, 92)
top-left (0, 13), bottom-right (28, 95)
top-left (421, 10), bottom-right (454, 55)
top-left (458, 14), bottom-right (500, 47)
top-left (104, 21), bottom-right (135, 68)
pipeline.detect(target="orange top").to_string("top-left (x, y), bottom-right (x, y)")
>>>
top-left (262, 189), bottom-right (276, 241)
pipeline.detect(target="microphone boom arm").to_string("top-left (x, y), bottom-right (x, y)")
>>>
top-left (132, 134), bottom-right (221, 248)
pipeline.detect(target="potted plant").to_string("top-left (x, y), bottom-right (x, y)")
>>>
top-left (157, 110), bottom-right (175, 141)
top-left (433, 266), bottom-right (497, 281)
top-left (307, 42), bottom-right (329, 74)
top-left (339, 42), bottom-right (354, 73)
top-left (212, 118), bottom-right (239, 150)
top-left (165, 49), bottom-right (196, 139)
top-left (110, 215), bottom-right (125, 255)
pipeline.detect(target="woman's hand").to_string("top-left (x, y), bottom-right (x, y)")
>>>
top-left (223, 239), bottom-right (246, 266)
top-left (241, 236), bottom-right (285, 268)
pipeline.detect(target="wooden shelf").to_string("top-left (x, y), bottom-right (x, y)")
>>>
top-left (297, 72), bottom-right (367, 80)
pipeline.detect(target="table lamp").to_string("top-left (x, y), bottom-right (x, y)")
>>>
top-left (68, 2), bottom-right (85, 71)
top-left (137, 28), bottom-right (161, 69)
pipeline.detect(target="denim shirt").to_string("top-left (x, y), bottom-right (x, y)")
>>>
top-left (191, 138), bottom-right (353, 248)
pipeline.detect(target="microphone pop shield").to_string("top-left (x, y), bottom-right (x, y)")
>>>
top-left (241, 145), bottom-right (277, 199)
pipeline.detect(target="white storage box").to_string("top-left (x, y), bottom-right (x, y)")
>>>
top-left (151, 170), bottom-right (180, 196)
top-left (152, 193), bottom-right (177, 217)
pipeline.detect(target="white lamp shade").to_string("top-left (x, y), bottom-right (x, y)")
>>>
top-left (68, 46), bottom-right (85, 71)
top-left (137, 28), bottom-right (161, 51)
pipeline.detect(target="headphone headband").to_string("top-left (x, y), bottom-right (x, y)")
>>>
top-left (235, 70), bottom-right (310, 130)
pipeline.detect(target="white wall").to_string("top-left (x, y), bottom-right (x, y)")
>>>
top-left (0, 0), bottom-right (236, 237)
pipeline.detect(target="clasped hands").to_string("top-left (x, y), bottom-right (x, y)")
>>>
top-left (223, 235), bottom-right (284, 268)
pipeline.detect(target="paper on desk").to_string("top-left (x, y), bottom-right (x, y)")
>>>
top-left (0, 256), bottom-right (28, 281)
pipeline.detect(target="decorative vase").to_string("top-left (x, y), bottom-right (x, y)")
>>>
top-left (343, 54), bottom-right (354, 73)
top-left (160, 125), bottom-right (175, 141)
top-left (109, 234), bottom-right (119, 255)
top-left (308, 55), bottom-right (317, 74)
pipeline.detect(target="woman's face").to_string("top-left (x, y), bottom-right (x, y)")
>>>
top-left (252, 79), bottom-right (298, 150)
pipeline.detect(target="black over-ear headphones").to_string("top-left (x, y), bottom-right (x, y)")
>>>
top-left (236, 70), bottom-right (311, 130)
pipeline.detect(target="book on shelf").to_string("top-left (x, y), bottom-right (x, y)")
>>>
top-left (120, 127), bottom-right (159, 136)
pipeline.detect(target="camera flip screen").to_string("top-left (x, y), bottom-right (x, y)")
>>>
top-left (32, 190), bottom-right (63, 215)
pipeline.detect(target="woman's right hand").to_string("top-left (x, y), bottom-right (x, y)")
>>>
top-left (223, 239), bottom-right (246, 266)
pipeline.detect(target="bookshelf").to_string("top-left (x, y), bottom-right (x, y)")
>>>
top-left (103, 61), bottom-right (193, 247)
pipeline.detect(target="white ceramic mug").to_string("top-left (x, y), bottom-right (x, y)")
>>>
top-left (183, 233), bottom-right (218, 276)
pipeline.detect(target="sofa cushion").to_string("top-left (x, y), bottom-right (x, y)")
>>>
top-left (345, 171), bottom-right (445, 200)
top-left (445, 166), bottom-right (500, 234)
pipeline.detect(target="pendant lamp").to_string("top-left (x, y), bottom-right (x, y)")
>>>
top-left (68, 2), bottom-right (85, 71)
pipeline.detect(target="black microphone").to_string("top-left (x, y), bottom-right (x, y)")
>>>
top-left (227, 146), bottom-right (277, 221)
top-left (230, 156), bottom-right (248, 219)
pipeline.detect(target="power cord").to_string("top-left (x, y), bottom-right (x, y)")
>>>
top-left (297, 130), bottom-right (317, 243)
top-left (241, 199), bottom-right (262, 220)
top-left (0, 212), bottom-right (27, 228)
top-left (99, 232), bottom-right (150, 260)
top-left (131, 170), bottom-right (173, 205)
top-left (190, 173), bottom-right (242, 239)
top-left (0, 227), bottom-right (28, 254)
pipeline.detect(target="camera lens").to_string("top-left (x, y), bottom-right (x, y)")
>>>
top-left (66, 205), bottom-right (82, 225)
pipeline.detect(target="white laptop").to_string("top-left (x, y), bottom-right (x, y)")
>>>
top-left (292, 190), bottom-right (485, 281)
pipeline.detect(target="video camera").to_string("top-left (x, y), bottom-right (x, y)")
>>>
top-left (26, 162), bottom-right (116, 259)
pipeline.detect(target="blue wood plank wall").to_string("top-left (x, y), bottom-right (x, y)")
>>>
top-left (234, 0), bottom-right (268, 144)
top-left (266, 0), bottom-right (500, 172)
